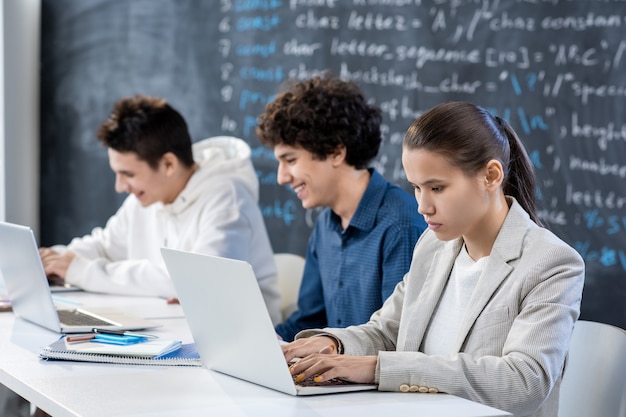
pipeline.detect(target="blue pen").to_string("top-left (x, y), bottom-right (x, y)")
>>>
top-left (92, 333), bottom-right (147, 345)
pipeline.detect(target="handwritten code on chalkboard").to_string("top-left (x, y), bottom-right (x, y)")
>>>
top-left (40, 0), bottom-right (626, 328)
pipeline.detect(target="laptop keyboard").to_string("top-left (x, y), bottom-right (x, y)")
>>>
top-left (57, 309), bottom-right (113, 326)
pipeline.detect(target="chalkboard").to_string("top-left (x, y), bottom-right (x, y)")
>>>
top-left (40, 0), bottom-right (626, 329)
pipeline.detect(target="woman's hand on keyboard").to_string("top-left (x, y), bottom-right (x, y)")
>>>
top-left (282, 336), bottom-right (377, 385)
top-left (289, 352), bottom-right (377, 385)
top-left (281, 335), bottom-right (337, 364)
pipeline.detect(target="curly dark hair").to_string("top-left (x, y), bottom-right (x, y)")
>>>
top-left (96, 94), bottom-right (194, 169)
top-left (256, 73), bottom-right (382, 169)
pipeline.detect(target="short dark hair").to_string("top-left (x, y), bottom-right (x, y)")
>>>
top-left (256, 73), bottom-right (382, 169)
top-left (96, 94), bottom-right (195, 169)
top-left (403, 101), bottom-right (539, 224)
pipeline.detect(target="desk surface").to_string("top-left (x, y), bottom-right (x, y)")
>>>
top-left (0, 292), bottom-right (511, 417)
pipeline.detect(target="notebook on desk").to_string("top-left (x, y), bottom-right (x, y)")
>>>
top-left (0, 221), bottom-right (160, 334)
top-left (161, 248), bottom-right (378, 396)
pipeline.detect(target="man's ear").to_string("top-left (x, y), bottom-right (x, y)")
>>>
top-left (484, 159), bottom-right (504, 190)
top-left (160, 152), bottom-right (179, 175)
top-left (330, 145), bottom-right (347, 167)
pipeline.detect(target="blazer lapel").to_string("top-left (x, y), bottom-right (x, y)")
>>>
top-left (453, 199), bottom-right (529, 351)
top-left (453, 256), bottom-right (513, 351)
top-left (399, 238), bottom-right (463, 351)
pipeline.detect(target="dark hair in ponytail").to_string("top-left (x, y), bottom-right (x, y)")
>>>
top-left (403, 101), bottom-right (540, 224)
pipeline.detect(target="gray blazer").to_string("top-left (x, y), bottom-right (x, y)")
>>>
top-left (299, 198), bottom-right (585, 417)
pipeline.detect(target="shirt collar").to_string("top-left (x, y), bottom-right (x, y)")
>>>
top-left (329, 168), bottom-right (388, 233)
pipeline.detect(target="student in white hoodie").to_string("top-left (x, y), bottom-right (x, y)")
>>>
top-left (39, 94), bottom-right (281, 325)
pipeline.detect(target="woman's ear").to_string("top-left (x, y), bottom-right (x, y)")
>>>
top-left (484, 159), bottom-right (504, 190)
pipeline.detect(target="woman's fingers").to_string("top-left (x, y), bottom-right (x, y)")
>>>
top-left (281, 336), bottom-right (334, 363)
top-left (290, 354), bottom-right (377, 385)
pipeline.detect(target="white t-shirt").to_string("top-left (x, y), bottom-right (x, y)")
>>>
top-left (421, 245), bottom-right (487, 356)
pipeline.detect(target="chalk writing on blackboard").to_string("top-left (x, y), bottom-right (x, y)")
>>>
top-left (40, 0), bottom-right (626, 327)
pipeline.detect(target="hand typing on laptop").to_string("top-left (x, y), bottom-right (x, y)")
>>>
top-left (39, 247), bottom-right (75, 282)
top-left (282, 336), bottom-right (377, 385)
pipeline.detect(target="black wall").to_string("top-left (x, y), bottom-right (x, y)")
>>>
top-left (40, 0), bottom-right (626, 328)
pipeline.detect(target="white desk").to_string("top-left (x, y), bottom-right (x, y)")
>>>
top-left (0, 293), bottom-right (511, 417)
top-left (48, 291), bottom-right (186, 320)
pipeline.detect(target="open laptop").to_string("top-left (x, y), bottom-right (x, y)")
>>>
top-left (161, 247), bottom-right (378, 396)
top-left (0, 222), bottom-right (159, 333)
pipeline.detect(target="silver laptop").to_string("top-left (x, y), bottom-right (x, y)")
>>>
top-left (161, 248), bottom-right (378, 396)
top-left (0, 222), bottom-right (159, 333)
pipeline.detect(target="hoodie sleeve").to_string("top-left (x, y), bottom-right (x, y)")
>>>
top-left (62, 197), bottom-right (177, 298)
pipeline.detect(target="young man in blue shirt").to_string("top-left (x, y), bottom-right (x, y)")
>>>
top-left (257, 74), bottom-right (426, 341)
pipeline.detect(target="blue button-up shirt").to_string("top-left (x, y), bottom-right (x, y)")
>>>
top-left (275, 169), bottom-right (426, 341)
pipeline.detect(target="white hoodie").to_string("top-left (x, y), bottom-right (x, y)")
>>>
top-left (58, 136), bottom-right (281, 325)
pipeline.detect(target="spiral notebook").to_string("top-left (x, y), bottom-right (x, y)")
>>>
top-left (39, 337), bottom-right (202, 366)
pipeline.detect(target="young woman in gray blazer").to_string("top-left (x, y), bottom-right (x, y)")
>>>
top-left (283, 101), bottom-right (585, 417)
